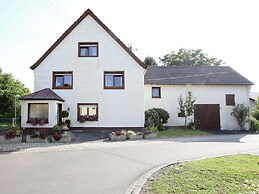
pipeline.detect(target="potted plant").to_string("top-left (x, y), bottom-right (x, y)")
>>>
top-left (29, 118), bottom-right (37, 126)
top-left (126, 130), bottom-right (143, 140)
top-left (0, 127), bottom-right (22, 143)
top-left (52, 125), bottom-right (62, 141)
top-left (60, 110), bottom-right (69, 121)
top-left (26, 129), bottom-right (49, 143)
top-left (109, 130), bottom-right (127, 141)
top-left (143, 126), bottom-right (158, 139)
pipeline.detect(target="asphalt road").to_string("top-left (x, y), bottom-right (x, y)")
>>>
top-left (0, 134), bottom-right (259, 194)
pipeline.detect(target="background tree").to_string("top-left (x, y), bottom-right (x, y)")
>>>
top-left (159, 48), bottom-right (224, 66)
top-left (144, 56), bottom-right (158, 66)
top-left (0, 68), bottom-right (30, 118)
top-left (178, 87), bottom-right (196, 129)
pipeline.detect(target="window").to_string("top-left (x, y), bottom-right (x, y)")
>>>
top-left (78, 42), bottom-right (98, 57)
top-left (104, 71), bottom-right (125, 89)
top-left (226, 94), bottom-right (235, 106)
top-left (28, 103), bottom-right (48, 121)
top-left (53, 71), bottom-right (73, 89)
top-left (77, 103), bottom-right (98, 121)
top-left (152, 87), bottom-right (161, 98)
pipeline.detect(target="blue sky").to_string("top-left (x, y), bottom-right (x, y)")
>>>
top-left (0, 0), bottom-right (258, 92)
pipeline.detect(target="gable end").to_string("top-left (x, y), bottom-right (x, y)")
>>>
top-left (30, 9), bottom-right (147, 70)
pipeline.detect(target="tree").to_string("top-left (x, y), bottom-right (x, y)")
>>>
top-left (0, 68), bottom-right (30, 118)
top-left (159, 48), bottom-right (224, 66)
top-left (231, 104), bottom-right (249, 130)
top-left (178, 87), bottom-right (196, 129)
top-left (144, 56), bottom-right (158, 66)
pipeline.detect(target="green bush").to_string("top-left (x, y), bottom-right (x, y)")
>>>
top-left (251, 109), bottom-right (259, 121)
top-left (250, 117), bottom-right (259, 132)
top-left (231, 104), bottom-right (249, 130)
top-left (145, 109), bottom-right (160, 128)
top-left (153, 108), bottom-right (170, 124)
top-left (145, 108), bottom-right (170, 131)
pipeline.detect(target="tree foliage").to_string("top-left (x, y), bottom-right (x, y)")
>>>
top-left (178, 87), bottom-right (196, 129)
top-left (159, 48), bottom-right (224, 66)
top-left (231, 104), bottom-right (249, 130)
top-left (144, 56), bottom-right (158, 66)
top-left (0, 68), bottom-right (30, 118)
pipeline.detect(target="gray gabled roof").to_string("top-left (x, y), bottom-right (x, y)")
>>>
top-left (20, 88), bottom-right (64, 101)
top-left (144, 66), bottom-right (254, 85)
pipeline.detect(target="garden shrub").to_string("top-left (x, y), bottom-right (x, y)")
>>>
top-left (231, 104), bottom-right (249, 130)
top-left (250, 117), bottom-right (259, 132)
top-left (145, 108), bottom-right (170, 131)
top-left (145, 109), bottom-right (160, 128)
top-left (251, 108), bottom-right (259, 121)
top-left (5, 127), bottom-right (22, 140)
top-left (153, 108), bottom-right (170, 124)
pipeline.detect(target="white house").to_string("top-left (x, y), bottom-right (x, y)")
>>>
top-left (20, 9), bottom-right (146, 129)
top-left (20, 9), bottom-right (254, 131)
top-left (145, 66), bottom-right (253, 130)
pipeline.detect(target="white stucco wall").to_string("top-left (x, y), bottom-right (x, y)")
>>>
top-left (32, 15), bottom-right (145, 128)
top-left (145, 84), bottom-right (251, 130)
top-left (21, 100), bottom-right (62, 129)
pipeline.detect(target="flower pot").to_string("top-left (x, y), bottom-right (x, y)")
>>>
top-left (128, 134), bottom-right (143, 140)
top-left (0, 136), bottom-right (22, 144)
top-left (26, 136), bottom-right (48, 143)
top-left (51, 132), bottom-right (72, 143)
top-left (143, 133), bottom-right (157, 139)
top-left (109, 134), bottom-right (127, 141)
top-left (53, 132), bottom-right (62, 141)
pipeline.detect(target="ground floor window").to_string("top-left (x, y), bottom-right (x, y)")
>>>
top-left (28, 103), bottom-right (49, 123)
top-left (77, 103), bottom-right (98, 122)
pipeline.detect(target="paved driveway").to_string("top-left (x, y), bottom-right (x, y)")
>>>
top-left (0, 134), bottom-right (259, 194)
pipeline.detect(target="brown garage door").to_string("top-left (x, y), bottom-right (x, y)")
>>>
top-left (194, 104), bottom-right (220, 130)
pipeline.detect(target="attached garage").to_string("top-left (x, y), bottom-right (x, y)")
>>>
top-left (194, 104), bottom-right (220, 130)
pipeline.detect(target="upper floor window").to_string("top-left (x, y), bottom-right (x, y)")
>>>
top-left (104, 71), bottom-right (125, 89)
top-left (226, 94), bottom-right (235, 106)
top-left (53, 71), bottom-right (73, 89)
top-left (152, 87), bottom-right (161, 98)
top-left (78, 42), bottom-right (98, 57)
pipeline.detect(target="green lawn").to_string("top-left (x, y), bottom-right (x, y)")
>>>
top-left (145, 155), bottom-right (259, 194)
top-left (158, 128), bottom-right (211, 138)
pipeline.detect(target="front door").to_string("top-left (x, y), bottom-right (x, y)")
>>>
top-left (57, 103), bottom-right (62, 124)
top-left (194, 104), bottom-right (220, 130)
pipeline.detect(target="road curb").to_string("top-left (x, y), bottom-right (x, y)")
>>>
top-left (125, 152), bottom-right (258, 194)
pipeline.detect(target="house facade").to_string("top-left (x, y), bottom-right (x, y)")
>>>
top-left (145, 66), bottom-right (253, 130)
top-left (20, 9), bottom-right (253, 131)
top-left (20, 9), bottom-right (146, 129)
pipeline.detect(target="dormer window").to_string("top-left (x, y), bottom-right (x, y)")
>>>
top-left (53, 71), bottom-right (73, 89)
top-left (78, 42), bottom-right (98, 57)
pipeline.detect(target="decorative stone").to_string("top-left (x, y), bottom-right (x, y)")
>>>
top-left (143, 133), bottom-right (158, 139)
top-left (0, 136), bottom-right (22, 144)
top-left (26, 136), bottom-right (48, 143)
